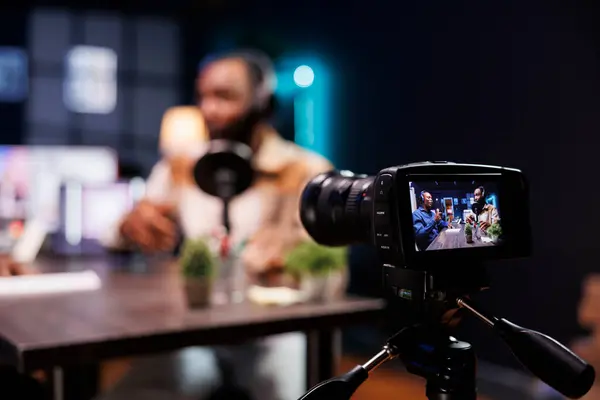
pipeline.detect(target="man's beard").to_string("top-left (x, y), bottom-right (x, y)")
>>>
top-left (208, 109), bottom-right (264, 145)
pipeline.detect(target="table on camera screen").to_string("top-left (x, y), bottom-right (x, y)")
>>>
top-left (426, 222), bottom-right (496, 250)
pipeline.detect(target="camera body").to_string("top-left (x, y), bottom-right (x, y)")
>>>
top-left (299, 162), bottom-right (596, 400)
top-left (300, 161), bottom-right (532, 307)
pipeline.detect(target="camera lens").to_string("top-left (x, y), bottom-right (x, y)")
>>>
top-left (299, 170), bottom-right (374, 246)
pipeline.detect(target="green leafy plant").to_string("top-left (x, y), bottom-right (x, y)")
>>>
top-left (486, 222), bottom-right (502, 238)
top-left (285, 241), bottom-right (347, 277)
top-left (464, 223), bottom-right (473, 236)
top-left (179, 238), bottom-right (217, 279)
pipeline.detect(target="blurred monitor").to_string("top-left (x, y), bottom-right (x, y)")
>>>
top-left (52, 181), bottom-right (138, 255)
top-left (0, 145), bottom-right (118, 231)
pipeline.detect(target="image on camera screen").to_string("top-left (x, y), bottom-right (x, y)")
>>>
top-left (409, 180), bottom-right (502, 251)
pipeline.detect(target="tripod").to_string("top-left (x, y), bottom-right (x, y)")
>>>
top-left (299, 297), bottom-right (595, 400)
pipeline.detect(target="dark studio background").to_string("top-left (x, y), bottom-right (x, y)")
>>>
top-left (2, 0), bottom-right (600, 372)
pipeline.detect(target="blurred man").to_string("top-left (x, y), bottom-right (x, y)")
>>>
top-left (466, 186), bottom-right (499, 231)
top-left (101, 49), bottom-right (332, 400)
top-left (412, 191), bottom-right (448, 251)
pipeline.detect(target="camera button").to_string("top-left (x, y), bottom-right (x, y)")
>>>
top-left (375, 205), bottom-right (390, 227)
top-left (375, 204), bottom-right (389, 216)
top-left (375, 231), bottom-right (392, 246)
top-left (375, 174), bottom-right (393, 201)
top-left (378, 244), bottom-right (396, 257)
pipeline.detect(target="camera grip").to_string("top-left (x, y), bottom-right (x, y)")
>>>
top-left (495, 318), bottom-right (595, 399)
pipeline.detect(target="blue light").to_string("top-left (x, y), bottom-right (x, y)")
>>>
top-left (293, 65), bottom-right (314, 88)
top-left (0, 47), bottom-right (28, 102)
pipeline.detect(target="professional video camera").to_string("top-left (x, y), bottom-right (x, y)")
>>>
top-left (298, 161), bottom-right (595, 400)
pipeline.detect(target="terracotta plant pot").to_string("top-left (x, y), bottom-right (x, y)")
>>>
top-left (183, 278), bottom-right (212, 309)
top-left (466, 234), bottom-right (473, 244)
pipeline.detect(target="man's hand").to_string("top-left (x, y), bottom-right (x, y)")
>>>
top-left (434, 209), bottom-right (442, 222)
top-left (119, 201), bottom-right (178, 253)
top-left (466, 214), bottom-right (475, 224)
top-left (241, 221), bottom-right (306, 287)
top-left (0, 254), bottom-right (35, 276)
top-left (241, 226), bottom-right (286, 275)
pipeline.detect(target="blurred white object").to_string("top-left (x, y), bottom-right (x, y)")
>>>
top-left (409, 186), bottom-right (417, 212)
top-left (11, 219), bottom-right (47, 263)
top-left (128, 177), bottom-right (146, 203)
top-left (80, 182), bottom-right (133, 241)
top-left (0, 181), bottom-right (17, 219)
top-left (0, 270), bottom-right (101, 297)
top-left (63, 45), bottom-right (117, 114)
top-left (247, 285), bottom-right (304, 306)
top-left (159, 106), bottom-right (207, 157)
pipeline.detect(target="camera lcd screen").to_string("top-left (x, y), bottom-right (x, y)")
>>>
top-left (409, 179), bottom-right (502, 251)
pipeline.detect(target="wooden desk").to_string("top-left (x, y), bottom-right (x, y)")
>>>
top-left (0, 256), bottom-right (386, 400)
top-left (427, 223), bottom-right (496, 250)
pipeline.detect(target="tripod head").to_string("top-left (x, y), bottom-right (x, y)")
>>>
top-left (299, 296), bottom-right (595, 400)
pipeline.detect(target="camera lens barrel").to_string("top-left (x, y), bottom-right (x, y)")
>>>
top-left (299, 170), bottom-right (374, 246)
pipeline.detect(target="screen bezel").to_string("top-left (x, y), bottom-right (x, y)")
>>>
top-left (395, 167), bottom-right (531, 269)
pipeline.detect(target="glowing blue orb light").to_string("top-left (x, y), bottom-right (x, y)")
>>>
top-left (293, 65), bottom-right (314, 88)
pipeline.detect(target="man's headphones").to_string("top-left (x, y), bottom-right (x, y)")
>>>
top-left (197, 49), bottom-right (277, 113)
top-left (419, 190), bottom-right (427, 204)
top-left (477, 186), bottom-right (485, 199)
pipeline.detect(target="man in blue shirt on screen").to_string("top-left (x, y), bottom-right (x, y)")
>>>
top-left (413, 190), bottom-right (448, 251)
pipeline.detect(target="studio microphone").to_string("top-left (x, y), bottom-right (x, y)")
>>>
top-left (192, 139), bottom-right (255, 234)
top-left (192, 139), bottom-right (254, 201)
top-left (471, 202), bottom-right (483, 223)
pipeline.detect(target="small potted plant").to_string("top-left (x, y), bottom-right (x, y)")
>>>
top-left (180, 238), bottom-right (217, 308)
top-left (464, 223), bottom-right (474, 244)
top-left (284, 241), bottom-right (348, 302)
top-left (486, 222), bottom-right (502, 243)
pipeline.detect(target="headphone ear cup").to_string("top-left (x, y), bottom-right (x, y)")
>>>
top-left (264, 94), bottom-right (276, 117)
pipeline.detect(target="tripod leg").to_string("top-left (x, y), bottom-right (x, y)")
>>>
top-left (305, 329), bottom-right (341, 390)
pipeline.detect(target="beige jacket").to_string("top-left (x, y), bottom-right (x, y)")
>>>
top-left (470, 203), bottom-right (500, 225)
top-left (104, 106), bottom-right (333, 275)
